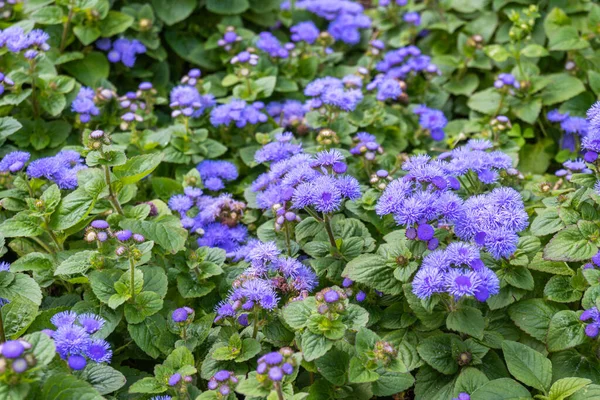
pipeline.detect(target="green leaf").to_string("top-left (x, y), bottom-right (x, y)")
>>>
top-left (342, 254), bottom-right (402, 295)
top-left (467, 88), bottom-right (503, 115)
top-left (0, 212), bottom-right (44, 237)
top-left (417, 334), bottom-right (460, 375)
top-left (0, 117), bottom-right (22, 142)
top-left (454, 367), bottom-right (490, 396)
top-left (120, 217), bottom-right (187, 254)
top-left (31, 6), bottom-right (64, 24)
top-left (540, 74), bottom-right (586, 106)
top-left (113, 154), bottom-right (164, 185)
top-left (206, 0), bottom-right (249, 15)
top-left (521, 44), bottom-right (549, 58)
top-left (152, 0), bottom-right (197, 25)
top-left (24, 331), bottom-right (56, 366)
top-left (73, 25), bottom-right (101, 46)
top-left (508, 299), bottom-right (564, 341)
top-left (443, 73), bottom-right (480, 96)
top-left (484, 44), bottom-right (511, 62)
top-left (544, 275), bottom-right (582, 303)
top-left (176, 274), bottom-right (214, 298)
top-left (282, 298), bottom-right (313, 330)
top-left (99, 11), bottom-right (134, 37)
top-left (2, 298), bottom-right (38, 339)
top-left (40, 373), bottom-right (104, 400)
top-left (81, 364), bottom-right (126, 395)
top-left (547, 377), bottom-right (590, 400)
top-left (128, 377), bottom-right (165, 394)
top-left (55, 250), bottom-right (97, 276)
top-left (502, 341), bottom-right (552, 392)
top-left (314, 349), bottom-right (349, 386)
top-left (547, 310), bottom-right (586, 352)
top-left (543, 226), bottom-right (597, 262)
top-left (348, 356), bottom-right (379, 383)
top-left (301, 330), bottom-right (333, 361)
top-left (50, 188), bottom-right (96, 231)
top-left (548, 27), bottom-right (589, 51)
top-left (371, 371), bottom-right (415, 396)
top-left (446, 306), bottom-right (485, 339)
top-left (571, 384), bottom-right (600, 400)
top-left (124, 291), bottom-right (163, 324)
top-left (63, 52), bottom-right (109, 87)
top-left (128, 314), bottom-right (171, 359)
top-left (0, 273), bottom-right (43, 306)
top-left (470, 378), bottom-right (532, 400)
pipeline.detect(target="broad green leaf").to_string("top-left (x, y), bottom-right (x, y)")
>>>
top-left (547, 377), bottom-right (590, 400)
top-left (40, 373), bottom-right (104, 400)
top-left (342, 254), bottom-right (403, 295)
top-left (152, 0), bottom-right (196, 25)
top-left (417, 334), bottom-right (460, 375)
top-left (502, 341), bottom-right (552, 392)
top-left (543, 226), bottom-right (597, 262)
top-left (55, 250), bottom-right (97, 276)
top-left (508, 299), bottom-right (564, 341)
top-left (348, 356), bottom-right (379, 383)
top-left (547, 310), bottom-right (586, 352)
top-left (81, 364), bottom-right (126, 395)
top-left (301, 331), bottom-right (333, 361)
top-left (470, 378), bottom-right (532, 400)
top-left (446, 306), bottom-right (485, 339)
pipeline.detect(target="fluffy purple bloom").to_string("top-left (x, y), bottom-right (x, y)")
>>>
top-left (256, 32), bottom-right (288, 58)
top-left (77, 313), bottom-right (104, 334)
top-left (172, 308), bottom-right (189, 323)
top-left (170, 85), bottom-right (215, 118)
top-left (51, 311), bottom-right (78, 328)
top-left (71, 87), bottom-right (99, 123)
top-left (290, 21), bottom-right (320, 44)
top-left (197, 223), bottom-right (248, 255)
top-left (53, 325), bottom-right (91, 359)
top-left (255, 132), bottom-right (303, 163)
top-left (169, 194), bottom-right (194, 213)
top-left (1, 341), bottom-right (24, 358)
top-left (0, 151), bottom-right (30, 173)
top-left (86, 339), bottom-right (112, 363)
top-left (197, 160), bottom-right (238, 191)
top-left (210, 100), bottom-right (268, 127)
top-left (104, 38), bottom-right (146, 67)
top-left (403, 11), bottom-right (420, 26)
top-left (68, 354), bottom-right (87, 370)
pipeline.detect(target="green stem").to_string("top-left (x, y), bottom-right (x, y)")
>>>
top-left (29, 60), bottom-right (40, 119)
top-left (252, 309), bottom-right (259, 339)
top-left (31, 236), bottom-right (55, 254)
top-left (274, 382), bottom-right (285, 400)
top-left (59, 1), bottom-right (75, 53)
top-left (129, 256), bottom-right (136, 303)
top-left (0, 310), bottom-right (6, 343)
top-left (284, 222), bottom-right (292, 257)
top-left (323, 214), bottom-right (337, 249)
top-left (104, 165), bottom-right (124, 215)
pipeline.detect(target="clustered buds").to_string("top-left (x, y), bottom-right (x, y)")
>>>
top-left (181, 68), bottom-right (202, 86)
top-left (208, 370), bottom-right (238, 396)
top-left (341, 278), bottom-right (367, 302)
top-left (87, 129), bottom-right (111, 150)
top-left (0, 71), bottom-right (14, 96)
top-left (218, 27), bottom-right (242, 51)
top-left (256, 348), bottom-right (295, 383)
top-left (466, 34), bottom-right (484, 49)
top-left (406, 221), bottom-right (439, 251)
top-left (0, 339), bottom-right (35, 376)
top-left (171, 307), bottom-right (194, 323)
top-left (273, 204), bottom-right (301, 232)
top-left (490, 115), bottom-right (512, 133)
top-left (231, 49), bottom-right (259, 66)
top-left (315, 288), bottom-right (347, 317)
top-left (114, 229), bottom-right (145, 258)
top-left (373, 340), bottom-right (398, 365)
top-left (168, 372), bottom-right (193, 387)
top-left (217, 197), bottom-right (246, 227)
top-left (317, 129), bottom-right (340, 147)
top-left (84, 219), bottom-right (111, 243)
top-left (370, 169), bottom-right (393, 190)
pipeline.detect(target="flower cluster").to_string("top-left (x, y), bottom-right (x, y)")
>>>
top-left (289, 0), bottom-right (371, 45)
top-left (215, 240), bottom-right (317, 323)
top-left (209, 100), bottom-right (268, 127)
top-left (581, 101), bottom-right (600, 161)
top-left (0, 151), bottom-right (29, 173)
top-left (207, 370), bottom-right (238, 396)
top-left (96, 38), bottom-right (146, 67)
top-left (547, 109), bottom-right (588, 151)
top-left (412, 242), bottom-right (500, 301)
top-left (0, 262), bottom-right (10, 306)
top-left (168, 372), bottom-right (192, 387)
top-left (230, 50), bottom-right (259, 65)
top-left (254, 132), bottom-right (303, 164)
top-left (256, 348), bottom-right (296, 383)
top-left (0, 26), bottom-right (49, 57)
top-left (84, 219), bottom-right (111, 243)
top-left (44, 311), bottom-right (112, 370)
top-left (376, 45), bottom-right (439, 79)
top-left (350, 132), bottom-right (383, 161)
top-left (266, 100), bottom-right (307, 128)
top-left (290, 21), bottom-right (320, 44)
top-left (170, 84), bottom-right (215, 118)
top-left (372, 340), bottom-right (397, 366)
top-left (304, 77), bottom-right (364, 112)
top-left (72, 87), bottom-right (100, 123)
top-left (580, 307), bottom-right (600, 338)
top-left (315, 287), bottom-right (347, 317)
top-left (197, 160), bottom-right (238, 191)
top-left (555, 159), bottom-right (591, 181)
top-left (26, 150), bottom-right (87, 189)
top-left (171, 307), bottom-right (194, 323)
top-left (494, 73), bottom-right (520, 90)
top-left (376, 142), bottom-right (527, 258)
top-left (256, 32), bottom-right (292, 58)
top-left (218, 27), bottom-right (241, 51)
top-left (414, 105), bottom-right (448, 141)
top-left (0, 339), bottom-right (35, 375)
top-left (366, 75), bottom-right (404, 102)
top-left (252, 149), bottom-right (361, 215)
top-left (453, 394), bottom-right (471, 400)
top-left (341, 278), bottom-right (367, 302)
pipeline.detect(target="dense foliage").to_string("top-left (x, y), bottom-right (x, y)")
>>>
top-left (1, 0), bottom-right (600, 399)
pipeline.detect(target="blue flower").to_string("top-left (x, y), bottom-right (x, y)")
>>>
top-left (403, 11), bottom-right (420, 26)
top-left (197, 160), bottom-right (238, 191)
top-left (0, 151), bottom-right (30, 173)
top-left (170, 85), bottom-right (215, 118)
top-left (290, 21), bottom-right (320, 44)
top-left (104, 38), bottom-right (146, 67)
top-left (169, 194), bottom-right (194, 214)
top-left (51, 311), bottom-right (78, 328)
top-left (86, 339), bottom-right (112, 363)
top-left (209, 100), bottom-right (268, 127)
top-left (53, 325), bottom-right (91, 359)
top-left (197, 223), bottom-right (248, 255)
top-left (77, 313), bottom-right (105, 334)
top-left (71, 87), bottom-right (99, 123)
top-left (256, 32), bottom-right (289, 58)
top-left (255, 132), bottom-right (303, 163)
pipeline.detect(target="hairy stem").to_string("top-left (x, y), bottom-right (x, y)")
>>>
top-left (129, 256), bottom-right (136, 303)
top-left (104, 165), bottom-right (124, 215)
top-left (323, 214), bottom-right (337, 249)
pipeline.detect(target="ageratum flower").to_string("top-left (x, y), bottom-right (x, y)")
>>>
top-left (290, 21), bottom-right (320, 44)
top-left (256, 32), bottom-right (289, 58)
top-left (71, 87), bottom-right (99, 123)
top-left (0, 151), bottom-right (30, 173)
top-left (266, 100), bottom-right (307, 127)
top-left (26, 150), bottom-right (87, 189)
top-left (255, 132), bottom-right (303, 164)
top-left (209, 99), bottom-right (268, 128)
top-left (102, 38), bottom-right (146, 67)
top-left (580, 307), bottom-right (600, 337)
top-left (170, 85), bottom-right (215, 118)
top-left (414, 105), bottom-right (447, 141)
top-left (197, 160), bottom-right (238, 191)
top-left (376, 45), bottom-right (439, 79)
top-left (256, 348), bottom-right (296, 382)
top-left (207, 370), bottom-right (238, 396)
top-left (304, 77), bottom-right (364, 112)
